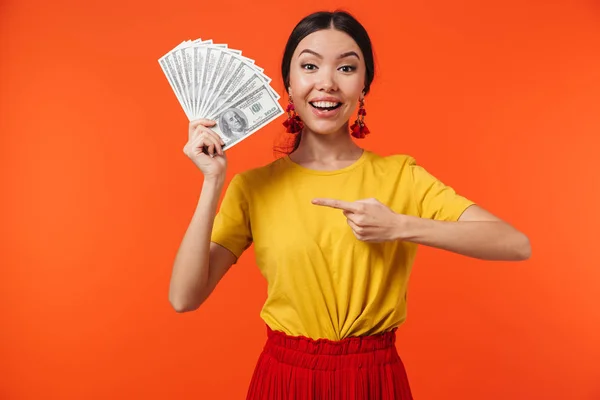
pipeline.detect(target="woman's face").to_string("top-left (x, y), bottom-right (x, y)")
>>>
top-left (288, 29), bottom-right (366, 136)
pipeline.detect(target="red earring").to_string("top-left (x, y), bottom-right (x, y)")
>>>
top-left (350, 98), bottom-right (370, 139)
top-left (282, 97), bottom-right (303, 134)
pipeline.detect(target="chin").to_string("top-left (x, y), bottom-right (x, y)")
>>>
top-left (304, 122), bottom-right (347, 136)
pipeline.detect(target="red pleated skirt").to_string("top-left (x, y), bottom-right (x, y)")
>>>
top-left (246, 326), bottom-right (413, 399)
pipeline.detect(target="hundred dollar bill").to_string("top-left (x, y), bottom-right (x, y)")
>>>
top-left (202, 54), bottom-right (254, 117)
top-left (191, 41), bottom-right (218, 117)
top-left (197, 47), bottom-right (269, 116)
top-left (202, 50), bottom-right (281, 116)
top-left (199, 49), bottom-right (234, 117)
top-left (190, 39), bottom-right (212, 117)
top-left (176, 45), bottom-right (194, 116)
top-left (158, 43), bottom-right (193, 120)
top-left (192, 43), bottom-right (229, 118)
top-left (204, 59), bottom-right (273, 119)
top-left (164, 40), bottom-right (276, 120)
top-left (197, 46), bottom-right (220, 117)
top-left (210, 84), bottom-right (284, 149)
top-left (159, 39), bottom-right (285, 151)
top-left (170, 46), bottom-right (192, 115)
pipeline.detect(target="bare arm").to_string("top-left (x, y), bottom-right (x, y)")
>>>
top-left (399, 204), bottom-right (531, 261)
top-left (312, 199), bottom-right (531, 261)
top-left (169, 119), bottom-right (237, 313)
top-left (169, 177), bottom-right (237, 312)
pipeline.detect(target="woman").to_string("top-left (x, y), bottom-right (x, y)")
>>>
top-left (169, 10), bottom-right (531, 400)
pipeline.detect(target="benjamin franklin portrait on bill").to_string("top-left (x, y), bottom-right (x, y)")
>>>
top-left (218, 108), bottom-right (248, 139)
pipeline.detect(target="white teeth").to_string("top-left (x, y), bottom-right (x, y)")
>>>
top-left (312, 101), bottom-right (340, 108)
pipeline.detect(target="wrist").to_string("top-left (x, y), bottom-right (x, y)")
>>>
top-left (394, 213), bottom-right (429, 242)
top-left (202, 174), bottom-right (226, 188)
top-left (197, 174), bottom-right (226, 213)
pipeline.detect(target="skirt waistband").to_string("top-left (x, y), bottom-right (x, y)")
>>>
top-left (263, 326), bottom-right (399, 370)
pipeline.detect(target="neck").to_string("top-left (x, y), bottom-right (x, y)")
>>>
top-left (291, 124), bottom-right (362, 163)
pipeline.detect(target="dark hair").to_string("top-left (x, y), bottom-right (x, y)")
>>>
top-left (275, 10), bottom-right (375, 155)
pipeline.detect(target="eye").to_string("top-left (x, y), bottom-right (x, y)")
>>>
top-left (338, 65), bottom-right (357, 73)
top-left (301, 63), bottom-right (317, 70)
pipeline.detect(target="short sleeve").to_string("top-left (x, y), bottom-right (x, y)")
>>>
top-left (409, 159), bottom-right (475, 221)
top-left (211, 174), bottom-right (253, 260)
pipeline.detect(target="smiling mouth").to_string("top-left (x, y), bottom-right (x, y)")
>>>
top-left (309, 101), bottom-right (342, 111)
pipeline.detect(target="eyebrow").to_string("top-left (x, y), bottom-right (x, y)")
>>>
top-left (298, 49), bottom-right (361, 60)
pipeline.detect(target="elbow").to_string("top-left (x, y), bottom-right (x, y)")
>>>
top-left (170, 302), bottom-right (194, 313)
top-left (169, 294), bottom-right (200, 313)
top-left (513, 232), bottom-right (531, 261)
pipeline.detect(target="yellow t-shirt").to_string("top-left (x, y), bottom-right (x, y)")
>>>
top-left (211, 150), bottom-right (474, 340)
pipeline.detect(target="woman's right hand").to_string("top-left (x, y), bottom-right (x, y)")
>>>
top-left (183, 119), bottom-right (227, 178)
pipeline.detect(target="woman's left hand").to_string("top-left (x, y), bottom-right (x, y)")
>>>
top-left (312, 198), bottom-right (405, 243)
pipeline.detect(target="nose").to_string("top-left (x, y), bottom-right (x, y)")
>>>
top-left (316, 68), bottom-right (337, 92)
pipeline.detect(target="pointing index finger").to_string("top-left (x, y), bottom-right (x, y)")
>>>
top-left (312, 198), bottom-right (360, 212)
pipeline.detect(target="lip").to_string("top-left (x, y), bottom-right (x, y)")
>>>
top-left (309, 102), bottom-right (343, 119)
top-left (308, 96), bottom-right (343, 103)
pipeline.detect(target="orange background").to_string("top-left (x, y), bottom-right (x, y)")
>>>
top-left (1, 0), bottom-right (599, 399)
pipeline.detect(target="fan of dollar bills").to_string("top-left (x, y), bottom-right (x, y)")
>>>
top-left (158, 39), bottom-right (285, 150)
